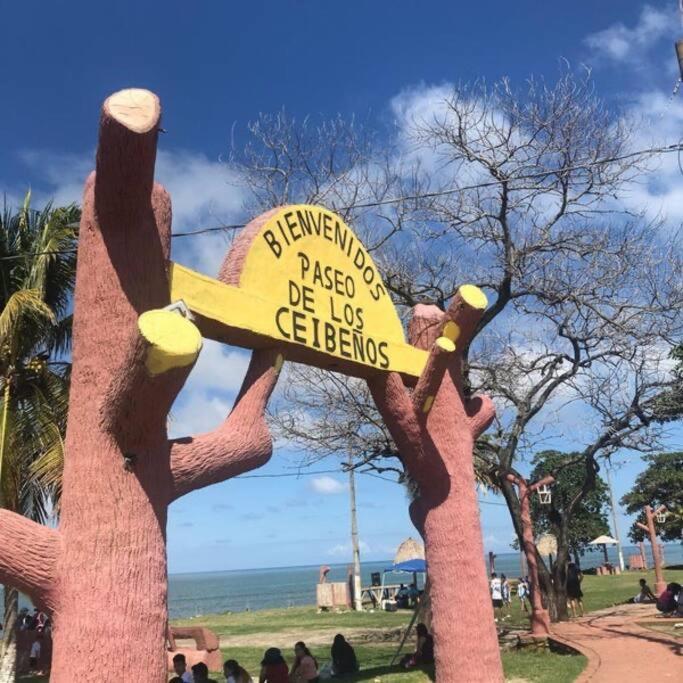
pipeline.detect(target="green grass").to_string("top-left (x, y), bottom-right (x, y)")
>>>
top-left (216, 644), bottom-right (585, 683)
top-left (172, 570), bottom-right (683, 682)
top-left (489, 569), bottom-right (683, 630)
top-left (174, 605), bottom-right (411, 636)
top-left (21, 569), bottom-right (683, 682)
top-left (500, 649), bottom-right (586, 683)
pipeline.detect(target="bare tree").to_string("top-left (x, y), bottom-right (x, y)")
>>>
top-left (232, 72), bottom-right (683, 620)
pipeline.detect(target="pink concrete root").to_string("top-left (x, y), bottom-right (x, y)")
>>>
top-left (368, 297), bottom-right (504, 682)
top-left (0, 90), bottom-right (282, 682)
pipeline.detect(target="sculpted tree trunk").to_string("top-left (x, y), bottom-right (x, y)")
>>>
top-left (0, 89), bottom-right (282, 682)
top-left (0, 588), bottom-right (17, 683)
top-left (369, 290), bottom-right (502, 683)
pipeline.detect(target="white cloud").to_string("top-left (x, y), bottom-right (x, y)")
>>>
top-left (11, 146), bottom-right (248, 277)
top-left (169, 341), bottom-right (252, 438)
top-left (184, 340), bottom-right (250, 395)
top-left (326, 540), bottom-right (370, 557)
top-left (169, 391), bottom-right (234, 439)
top-left (584, 5), bottom-right (672, 63)
top-left (309, 475), bottom-right (348, 495)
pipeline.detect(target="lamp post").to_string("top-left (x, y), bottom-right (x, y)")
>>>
top-left (347, 457), bottom-right (363, 611)
top-left (636, 505), bottom-right (667, 596)
top-left (506, 473), bottom-right (555, 637)
top-left (605, 465), bottom-right (625, 572)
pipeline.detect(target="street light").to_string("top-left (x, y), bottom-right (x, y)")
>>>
top-left (537, 484), bottom-right (552, 505)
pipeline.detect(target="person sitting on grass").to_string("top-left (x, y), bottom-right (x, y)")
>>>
top-left (330, 634), bottom-right (358, 676)
top-left (656, 582), bottom-right (681, 615)
top-left (224, 659), bottom-right (253, 683)
top-left (192, 661), bottom-right (218, 683)
top-left (395, 584), bottom-right (409, 609)
top-left (259, 647), bottom-right (289, 683)
top-left (290, 641), bottom-right (319, 683)
top-left (400, 623), bottom-right (434, 670)
top-left (630, 578), bottom-right (656, 604)
top-left (173, 653), bottom-right (193, 683)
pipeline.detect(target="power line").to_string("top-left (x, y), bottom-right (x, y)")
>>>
top-left (2, 140), bottom-right (678, 259)
top-left (168, 141), bottom-right (683, 239)
top-left (234, 468), bottom-right (339, 479)
top-left (233, 466), bottom-right (510, 508)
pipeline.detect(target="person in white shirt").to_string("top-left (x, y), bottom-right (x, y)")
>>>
top-left (490, 572), bottom-right (504, 622)
top-left (29, 633), bottom-right (42, 671)
top-left (172, 653), bottom-right (194, 682)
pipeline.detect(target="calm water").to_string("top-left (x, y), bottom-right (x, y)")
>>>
top-left (166, 544), bottom-right (683, 618)
top-left (3, 546), bottom-right (682, 619)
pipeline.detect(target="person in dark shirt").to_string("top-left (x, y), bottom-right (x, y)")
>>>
top-left (331, 634), bottom-right (358, 676)
top-left (259, 647), bottom-right (289, 683)
top-left (400, 623), bottom-right (434, 669)
top-left (192, 661), bottom-right (219, 683)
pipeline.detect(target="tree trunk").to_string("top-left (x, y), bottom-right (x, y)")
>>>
top-left (0, 89), bottom-right (283, 682)
top-left (420, 472), bottom-right (500, 680)
top-left (0, 587), bottom-right (17, 683)
top-left (372, 296), bottom-right (503, 682)
top-left (499, 478), bottom-right (571, 623)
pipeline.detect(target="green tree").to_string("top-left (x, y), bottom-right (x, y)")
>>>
top-left (620, 452), bottom-right (683, 544)
top-left (0, 193), bottom-right (78, 682)
top-left (528, 451), bottom-right (611, 565)
top-left (652, 346), bottom-right (683, 421)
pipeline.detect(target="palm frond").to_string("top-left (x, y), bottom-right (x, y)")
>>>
top-left (0, 289), bottom-right (56, 347)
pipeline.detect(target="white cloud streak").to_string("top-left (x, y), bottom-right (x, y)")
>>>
top-left (309, 475), bottom-right (348, 495)
top-left (584, 5), bottom-right (672, 63)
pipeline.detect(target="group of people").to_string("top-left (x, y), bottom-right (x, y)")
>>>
top-left (490, 562), bottom-right (586, 621)
top-left (489, 572), bottom-right (524, 621)
top-left (170, 634), bottom-right (360, 683)
top-left (394, 583), bottom-right (420, 609)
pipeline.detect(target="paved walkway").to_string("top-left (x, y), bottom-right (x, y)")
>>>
top-left (552, 604), bottom-right (682, 682)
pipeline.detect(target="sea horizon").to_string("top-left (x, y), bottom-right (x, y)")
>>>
top-left (4, 544), bottom-right (682, 619)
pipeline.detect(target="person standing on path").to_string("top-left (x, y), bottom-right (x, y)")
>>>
top-left (567, 563), bottom-right (584, 618)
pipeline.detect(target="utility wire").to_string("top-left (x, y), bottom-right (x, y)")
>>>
top-left (233, 466), bottom-right (510, 507)
top-left (2, 141), bottom-right (681, 260)
top-left (169, 141), bottom-right (683, 238)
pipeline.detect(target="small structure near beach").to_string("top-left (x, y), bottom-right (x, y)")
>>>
top-left (166, 626), bottom-right (222, 674)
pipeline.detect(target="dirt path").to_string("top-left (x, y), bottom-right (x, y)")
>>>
top-left (552, 604), bottom-right (682, 682)
top-left (219, 625), bottom-right (404, 648)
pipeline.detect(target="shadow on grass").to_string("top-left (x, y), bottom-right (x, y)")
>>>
top-left (348, 664), bottom-right (435, 681)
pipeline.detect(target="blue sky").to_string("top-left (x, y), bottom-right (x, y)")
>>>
top-left (1, 1), bottom-right (682, 573)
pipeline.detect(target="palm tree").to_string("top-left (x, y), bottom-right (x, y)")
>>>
top-left (0, 193), bottom-right (78, 682)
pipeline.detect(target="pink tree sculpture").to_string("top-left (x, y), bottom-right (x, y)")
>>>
top-left (0, 89), bottom-right (283, 681)
top-left (637, 505), bottom-right (667, 595)
top-left (506, 474), bottom-right (554, 636)
top-left (368, 293), bottom-right (503, 682)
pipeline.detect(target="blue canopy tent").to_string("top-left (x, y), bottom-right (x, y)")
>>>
top-left (387, 559), bottom-right (427, 574)
top-left (379, 558), bottom-right (427, 609)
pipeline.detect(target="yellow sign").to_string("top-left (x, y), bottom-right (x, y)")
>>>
top-left (170, 205), bottom-right (428, 378)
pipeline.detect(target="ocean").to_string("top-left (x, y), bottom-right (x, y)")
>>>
top-left (166, 544), bottom-right (683, 618)
top-left (3, 545), bottom-right (682, 619)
